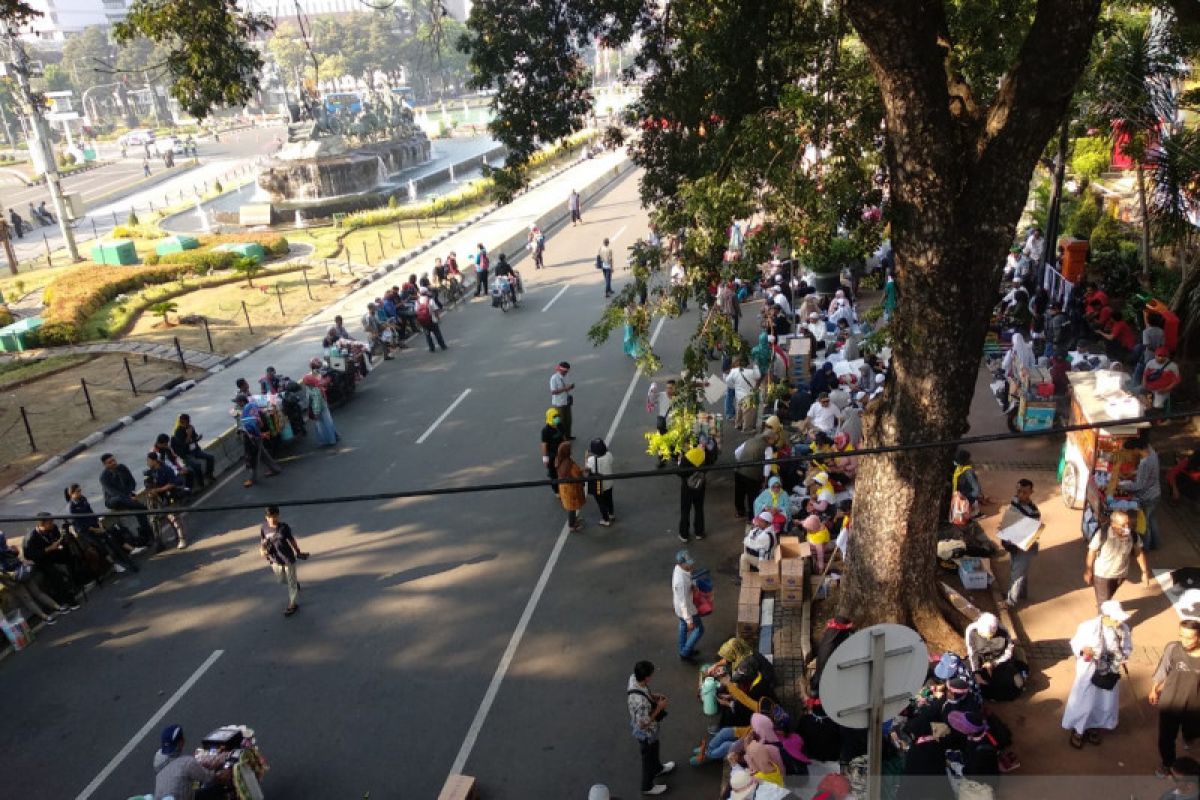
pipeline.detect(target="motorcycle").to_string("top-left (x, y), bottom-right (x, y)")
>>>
top-left (490, 272), bottom-right (522, 312)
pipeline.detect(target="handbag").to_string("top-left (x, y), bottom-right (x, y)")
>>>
top-left (687, 470), bottom-right (706, 490)
top-left (595, 254), bottom-right (603, 269)
top-left (1089, 626), bottom-right (1122, 690)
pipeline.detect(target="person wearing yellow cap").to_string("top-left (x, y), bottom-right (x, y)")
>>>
top-left (677, 443), bottom-right (708, 542)
top-left (541, 408), bottom-right (565, 496)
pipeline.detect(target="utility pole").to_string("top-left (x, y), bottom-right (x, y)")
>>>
top-left (0, 19), bottom-right (81, 262)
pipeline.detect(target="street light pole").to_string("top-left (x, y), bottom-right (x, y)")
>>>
top-left (1, 19), bottom-right (81, 262)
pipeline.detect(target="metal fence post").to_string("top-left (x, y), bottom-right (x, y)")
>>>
top-left (123, 357), bottom-right (138, 395)
top-left (241, 300), bottom-right (254, 334)
top-left (172, 335), bottom-right (186, 371)
top-left (19, 405), bottom-right (36, 451)
top-left (201, 316), bottom-right (214, 351)
top-left (80, 378), bottom-right (95, 419)
top-left (275, 284), bottom-right (285, 316)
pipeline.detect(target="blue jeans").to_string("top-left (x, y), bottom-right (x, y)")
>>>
top-left (725, 387), bottom-right (736, 420)
top-left (678, 616), bottom-right (703, 657)
top-left (1006, 543), bottom-right (1037, 605)
top-left (602, 268), bottom-right (613, 294)
top-left (705, 727), bottom-right (738, 760)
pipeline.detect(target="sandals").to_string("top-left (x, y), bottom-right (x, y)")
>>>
top-left (283, 604), bottom-right (299, 617)
top-left (1069, 732), bottom-right (1084, 749)
top-left (243, 480), bottom-right (255, 488)
top-left (1086, 730), bottom-right (1103, 745)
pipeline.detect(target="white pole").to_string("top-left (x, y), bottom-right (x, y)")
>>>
top-left (866, 630), bottom-right (885, 800)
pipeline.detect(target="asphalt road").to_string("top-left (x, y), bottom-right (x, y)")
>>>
top-left (0, 167), bottom-right (740, 799)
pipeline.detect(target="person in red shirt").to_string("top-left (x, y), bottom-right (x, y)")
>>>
top-left (1098, 314), bottom-right (1137, 361)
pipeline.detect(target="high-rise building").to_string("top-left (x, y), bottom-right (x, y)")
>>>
top-left (19, 0), bottom-right (126, 47)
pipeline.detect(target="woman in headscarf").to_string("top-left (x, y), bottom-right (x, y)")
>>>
top-left (830, 432), bottom-right (859, 481)
top-left (622, 304), bottom-right (642, 359)
top-left (808, 362), bottom-right (836, 397)
top-left (584, 438), bottom-right (615, 526)
top-left (737, 713), bottom-right (787, 786)
top-left (827, 289), bottom-right (856, 327)
top-left (753, 475), bottom-right (788, 517)
top-left (965, 612), bottom-right (1024, 701)
top-left (837, 402), bottom-right (864, 448)
top-left (555, 441), bottom-right (586, 532)
top-left (1002, 332), bottom-right (1037, 384)
top-left (801, 514), bottom-right (832, 573)
top-left (301, 358), bottom-right (338, 447)
top-left (751, 332), bottom-right (773, 376)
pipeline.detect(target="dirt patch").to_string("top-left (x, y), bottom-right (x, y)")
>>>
top-left (0, 354), bottom-right (202, 491)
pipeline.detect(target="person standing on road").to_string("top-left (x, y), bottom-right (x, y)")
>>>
top-left (1151, 620), bottom-right (1200, 777)
top-left (532, 225), bottom-right (546, 269)
top-left (556, 441), bottom-right (586, 532)
top-left (260, 505), bottom-right (308, 617)
top-left (733, 429), bottom-right (777, 519)
top-left (677, 445), bottom-right (707, 542)
top-left (1084, 509), bottom-right (1152, 606)
top-left (98, 452), bottom-right (156, 543)
top-left (1062, 600), bottom-right (1133, 749)
top-left (301, 360), bottom-right (338, 447)
top-left (568, 189), bottom-right (582, 226)
top-left (473, 243), bottom-right (490, 297)
top-left (585, 438), bottom-right (616, 527)
top-left (415, 288), bottom-right (448, 352)
top-left (1120, 436), bottom-right (1162, 551)
top-left (235, 396), bottom-right (283, 487)
top-left (143, 158), bottom-right (151, 177)
top-left (998, 478), bottom-right (1041, 609)
top-left (627, 659), bottom-right (675, 796)
top-left (725, 357), bottom-right (761, 433)
top-left (541, 408), bottom-right (565, 496)
top-left (550, 361), bottom-right (575, 440)
top-left (673, 549), bottom-right (703, 662)
top-left (599, 237), bottom-right (615, 297)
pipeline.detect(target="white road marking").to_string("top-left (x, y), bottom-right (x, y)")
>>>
top-left (416, 388), bottom-right (472, 444)
top-left (610, 224), bottom-right (627, 244)
top-left (75, 649), bottom-right (224, 800)
top-left (540, 284), bottom-right (570, 313)
top-left (447, 314), bottom-right (667, 778)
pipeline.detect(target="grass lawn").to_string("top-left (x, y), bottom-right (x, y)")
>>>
top-left (0, 354), bottom-right (203, 490)
top-left (0, 354), bottom-right (91, 388)
top-left (121, 266), bottom-right (352, 356)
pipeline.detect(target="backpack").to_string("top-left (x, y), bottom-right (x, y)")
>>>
top-left (949, 491), bottom-right (972, 526)
top-left (479, 251), bottom-right (490, 271)
top-left (415, 299), bottom-right (434, 327)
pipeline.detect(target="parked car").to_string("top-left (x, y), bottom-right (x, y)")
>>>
top-left (119, 129), bottom-right (156, 147)
top-left (154, 136), bottom-right (186, 156)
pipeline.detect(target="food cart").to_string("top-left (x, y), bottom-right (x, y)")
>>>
top-left (1060, 371), bottom-right (1149, 539)
top-left (1006, 364), bottom-right (1060, 432)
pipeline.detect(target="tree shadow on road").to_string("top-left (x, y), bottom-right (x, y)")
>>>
top-left (377, 551), bottom-right (497, 588)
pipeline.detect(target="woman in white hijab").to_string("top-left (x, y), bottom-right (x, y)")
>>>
top-left (827, 289), bottom-right (857, 326)
top-left (1002, 332), bottom-right (1037, 382)
top-left (1061, 600), bottom-right (1133, 748)
top-left (837, 400), bottom-right (864, 447)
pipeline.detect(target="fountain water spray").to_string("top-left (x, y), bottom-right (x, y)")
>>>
top-left (294, 210), bottom-right (307, 229)
top-left (407, 180), bottom-right (417, 202)
top-left (194, 199), bottom-right (211, 233)
top-left (449, 163), bottom-right (456, 183)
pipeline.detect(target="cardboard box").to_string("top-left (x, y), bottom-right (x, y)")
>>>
top-left (958, 561), bottom-right (988, 591)
top-left (767, 536), bottom-right (810, 591)
top-left (738, 584), bottom-right (762, 609)
top-left (737, 602), bottom-right (760, 639)
top-left (740, 572), bottom-right (762, 592)
top-left (781, 557), bottom-right (806, 590)
top-left (780, 586), bottom-right (804, 606)
top-left (759, 557), bottom-right (781, 591)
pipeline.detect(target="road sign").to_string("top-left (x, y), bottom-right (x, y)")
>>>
top-left (818, 623), bottom-right (929, 800)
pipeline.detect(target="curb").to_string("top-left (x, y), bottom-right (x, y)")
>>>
top-left (0, 151), bottom-right (634, 499)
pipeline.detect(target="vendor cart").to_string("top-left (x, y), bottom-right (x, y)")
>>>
top-left (1006, 365), bottom-right (1061, 433)
top-left (1060, 371), bottom-right (1149, 537)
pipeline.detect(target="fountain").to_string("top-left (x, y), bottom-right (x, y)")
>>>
top-left (249, 93), bottom-right (432, 218)
top-left (294, 210), bottom-right (306, 229)
top-left (449, 163), bottom-right (457, 183)
top-left (194, 199), bottom-right (211, 233)
top-left (461, 100), bottom-right (470, 121)
top-left (407, 180), bottom-right (417, 202)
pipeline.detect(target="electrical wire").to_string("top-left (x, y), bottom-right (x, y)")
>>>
top-left (1, 405), bottom-right (1194, 525)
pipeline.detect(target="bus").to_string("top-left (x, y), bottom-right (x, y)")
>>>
top-left (389, 86), bottom-right (416, 108)
top-left (323, 92), bottom-right (363, 117)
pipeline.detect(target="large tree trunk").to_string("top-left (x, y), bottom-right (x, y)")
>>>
top-left (1137, 160), bottom-right (1152, 283)
top-left (839, 0), bottom-right (1102, 643)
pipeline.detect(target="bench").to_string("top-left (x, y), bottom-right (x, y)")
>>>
top-left (438, 774), bottom-right (479, 800)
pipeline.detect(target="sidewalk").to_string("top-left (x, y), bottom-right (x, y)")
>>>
top-left (0, 148), bottom-right (632, 520)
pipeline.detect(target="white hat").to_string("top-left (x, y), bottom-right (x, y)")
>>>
top-left (729, 768), bottom-right (756, 799)
top-left (1100, 600), bottom-right (1130, 622)
top-left (587, 785), bottom-right (611, 800)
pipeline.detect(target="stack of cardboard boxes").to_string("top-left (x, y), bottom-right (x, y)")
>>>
top-left (737, 536), bottom-right (811, 646)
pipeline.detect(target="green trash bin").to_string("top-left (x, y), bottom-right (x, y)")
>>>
top-left (0, 316), bottom-right (43, 352)
top-left (213, 242), bottom-right (267, 264)
top-left (90, 239), bottom-right (139, 265)
top-left (155, 235), bottom-right (201, 256)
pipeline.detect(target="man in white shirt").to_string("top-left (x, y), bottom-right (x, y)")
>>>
top-left (724, 357), bottom-right (761, 432)
top-left (806, 392), bottom-right (842, 436)
top-left (656, 379), bottom-right (676, 433)
top-left (670, 262), bottom-right (688, 311)
top-left (1023, 227), bottom-right (1044, 269)
top-left (739, 511), bottom-right (777, 577)
top-left (672, 549), bottom-right (703, 662)
top-left (772, 288), bottom-right (792, 318)
top-left (550, 361), bottom-right (575, 440)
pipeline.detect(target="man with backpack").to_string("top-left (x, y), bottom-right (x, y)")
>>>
top-left (415, 288), bottom-right (448, 353)
top-left (739, 511), bottom-right (778, 576)
top-left (473, 243), bottom-right (490, 297)
top-left (627, 659), bottom-right (675, 796)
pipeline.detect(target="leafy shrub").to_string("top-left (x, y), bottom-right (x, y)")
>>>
top-left (1067, 196), bottom-right (1102, 240)
top-left (43, 262), bottom-right (195, 328)
top-left (36, 320), bottom-right (84, 346)
top-left (112, 223), bottom-right (167, 240)
top-left (213, 179), bottom-right (223, 194)
top-left (144, 252), bottom-right (160, 265)
top-left (267, 236), bottom-right (290, 256)
top-left (127, 209), bottom-right (140, 226)
top-left (0, 305), bottom-right (13, 327)
top-left (1091, 213), bottom-right (1133, 254)
top-left (1071, 136), bottom-right (1111, 182)
top-left (158, 250), bottom-right (238, 273)
top-left (388, 195), bottom-right (399, 209)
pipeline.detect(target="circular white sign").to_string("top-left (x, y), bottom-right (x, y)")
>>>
top-left (817, 623), bottom-right (929, 729)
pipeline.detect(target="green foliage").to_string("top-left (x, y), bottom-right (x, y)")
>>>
top-left (1067, 196), bottom-right (1102, 240)
top-left (387, 195), bottom-right (399, 209)
top-left (114, 0), bottom-right (274, 119)
top-left (232, 256), bottom-right (262, 287)
top-left (266, 236), bottom-right (290, 256)
top-left (35, 321), bottom-right (84, 347)
top-left (126, 209), bottom-right (140, 226)
top-left (1091, 242), bottom-right (1143, 300)
top-left (1090, 212), bottom-right (1133, 254)
top-left (158, 250), bottom-right (237, 273)
top-left (143, 252), bottom-right (160, 266)
top-left (213, 179), bottom-right (223, 194)
top-left (1070, 137), bottom-right (1110, 182)
top-left (801, 235), bottom-right (864, 275)
top-left (149, 300), bottom-right (179, 322)
top-left (111, 223), bottom-right (166, 240)
top-left (61, 26), bottom-right (114, 95)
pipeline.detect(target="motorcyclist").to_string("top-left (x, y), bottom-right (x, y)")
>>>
top-left (492, 253), bottom-right (519, 304)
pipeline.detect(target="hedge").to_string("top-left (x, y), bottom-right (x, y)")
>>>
top-left (158, 250), bottom-right (239, 273)
top-left (111, 223), bottom-right (168, 240)
top-left (42, 262), bottom-right (197, 333)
